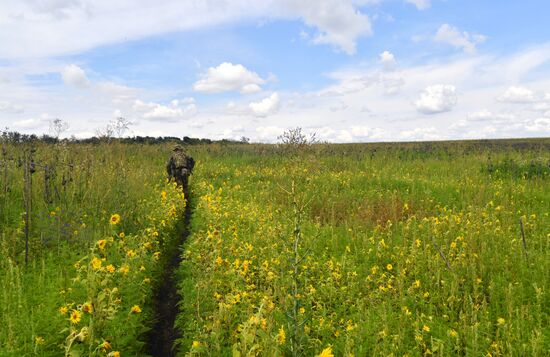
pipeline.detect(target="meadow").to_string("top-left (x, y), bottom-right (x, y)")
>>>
top-left (176, 139), bottom-right (549, 356)
top-left (0, 137), bottom-right (549, 356)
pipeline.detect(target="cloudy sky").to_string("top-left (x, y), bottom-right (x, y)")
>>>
top-left (1, 0), bottom-right (549, 142)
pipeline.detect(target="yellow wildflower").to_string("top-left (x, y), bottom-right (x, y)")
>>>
top-left (119, 264), bottom-right (129, 274)
top-left (59, 306), bottom-right (68, 315)
top-left (192, 341), bottom-right (200, 348)
top-left (131, 305), bottom-right (142, 314)
top-left (497, 317), bottom-right (505, 326)
top-left (69, 310), bottom-right (81, 324)
top-left (91, 257), bottom-right (102, 270)
top-left (386, 264), bottom-right (393, 271)
top-left (101, 340), bottom-right (111, 351)
top-left (35, 336), bottom-right (45, 345)
top-left (422, 325), bottom-right (430, 332)
top-left (82, 302), bottom-right (93, 314)
top-left (277, 326), bottom-right (286, 345)
top-left (318, 346), bottom-right (334, 357)
top-left (106, 264), bottom-right (116, 273)
top-left (97, 239), bottom-right (107, 250)
top-left (109, 214), bottom-right (121, 225)
top-left (119, 232), bottom-right (125, 238)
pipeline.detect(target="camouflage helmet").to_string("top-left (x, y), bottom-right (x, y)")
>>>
top-left (173, 144), bottom-right (185, 152)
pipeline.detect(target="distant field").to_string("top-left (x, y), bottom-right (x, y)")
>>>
top-left (1, 138), bottom-right (549, 356)
top-left (177, 139), bottom-right (549, 356)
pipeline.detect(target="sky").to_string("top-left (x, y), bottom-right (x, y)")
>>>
top-left (1, 0), bottom-right (550, 142)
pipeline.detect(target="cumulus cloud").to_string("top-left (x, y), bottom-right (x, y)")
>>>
top-left (434, 24), bottom-right (486, 54)
top-left (284, 0), bottom-right (372, 54)
top-left (379, 51), bottom-right (396, 71)
top-left (249, 93), bottom-right (280, 117)
top-left (405, 0), bottom-right (431, 10)
top-left (194, 62), bottom-right (266, 94)
top-left (61, 64), bottom-right (89, 88)
top-left (415, 84), bottom-right (457, 114)
top-left (132, 98), bottom-right (197, 121)
top-left (497, 86), bottom-right (537, 103)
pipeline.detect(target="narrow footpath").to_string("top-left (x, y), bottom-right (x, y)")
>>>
top-left (147, 194), bottom-right (192, 357)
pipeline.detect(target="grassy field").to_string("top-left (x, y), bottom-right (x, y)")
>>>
top-left (0, 142), bottom-right (186, 356)
top-left (1, 138), bottom-right (549, 356)
top-left (176, 139), bottom-right (549, 356)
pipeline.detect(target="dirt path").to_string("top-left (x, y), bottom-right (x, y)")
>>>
top-left (147, 195), bottom-right (192, 357)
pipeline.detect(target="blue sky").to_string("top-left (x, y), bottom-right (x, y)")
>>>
top-left (1, 0), bottom-right (549, 142)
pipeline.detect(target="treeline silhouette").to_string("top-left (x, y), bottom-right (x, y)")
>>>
top-left (0, 130), bottom-right (248, 145)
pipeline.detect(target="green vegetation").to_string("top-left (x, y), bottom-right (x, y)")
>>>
top-left (0, 142), bottom-right (185, 356)
top-left (177, 139), bottom-right (549, 356)
top-left (1, 137), bottom-right (549, 356)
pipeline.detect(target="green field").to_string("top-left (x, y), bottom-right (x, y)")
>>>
top-left (1, 138), bottom-right (549, 356)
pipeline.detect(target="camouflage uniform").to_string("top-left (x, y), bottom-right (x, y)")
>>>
top-left (166, 145), bottom-right (195, 188)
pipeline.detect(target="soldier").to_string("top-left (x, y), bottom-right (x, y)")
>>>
top-left (166, 144), bottom-right (195, 189)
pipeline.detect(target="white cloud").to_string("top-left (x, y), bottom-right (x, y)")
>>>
top-left (249, 93), bottom-right (280, 117)
top-left (497, 86), bottom-right (537, 103)
top-left (434, 24), bottom-right (486, 54)
top-left (0, 100), bottom-right (24, 113)
top-left (467, 110), bottom-right (514, 122)
top-left (379, 50), bottom-right (396, 71)
top-left (399, 127), bottom-right (441, 141)
top-left (97, 82), bottom-right (138, 104)
top-left (12, 118), bottom-right (45, 129)
top-left (132, 98), bottom-right (197, 121)
top-left (405, 0), bottom-right (431, 10)
top-left (0, 1), bottom-right (372, 59)
top-left (256, 125), bottom-right (285, 142)
top-left (415, 84), bottom-right (457, 114)
top-left (193, 62), bottom-right (266, 94)
top-left (525, 118), bottom-right (550, 133)
top-left (284, 0), bottom-right (372, 54)
top-left (61, 64), bottom-right (89, 88)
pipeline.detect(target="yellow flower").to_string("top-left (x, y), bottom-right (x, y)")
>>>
top-left (59, 306), bottom-right (68, 315)
top-left (101, 340), bottom-right (111, 351)
top-left (108, 352), bottom-right (120, 357)
top-left (69, 310), bottom-right (81, 324)
top-left (386, 264), bottom-right (393, 271)
top-left (91, 257), bottom-right (102, 270)
top-left (192, 341), bottom-right (200, 348)
top-left (118, 232), bottom-right (125, 238)
top-left (497, 317), bottom-right (505, 326)
top-left (106, 264), bottom-right (116, 273)
top-left (215, 256), bottom-right (223, 266)
top-left (318, 346), bottom-right (334, 357)
top-left (447, 329), bottom-right (458, 337)
top-left (153, 252), bottom-right (161, 260)
top-left (131, 305), bottom-right (142, 314)
top-left (82, 302), bottom-right (93, 314)
top-left (277, 326), bottom-right (286, 345)
top-left (422, 325), bottom-right (430, 332)
top-left (97, 239), bottom-right (107, 250)
top-left (109, 214), bottom-right (121, 225)
top-left (35, 336), bottom-right (45, 345)
top-left (119, 264), bottom-right (129, 274)
top-left (126, 249), bottom-right (136, 257)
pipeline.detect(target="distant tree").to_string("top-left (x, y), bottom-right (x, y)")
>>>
top-left (50, 118), bottom-right (69, 139)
